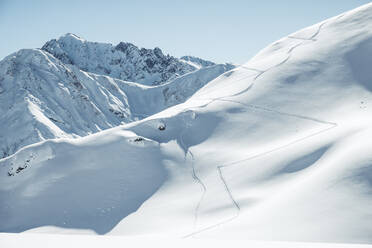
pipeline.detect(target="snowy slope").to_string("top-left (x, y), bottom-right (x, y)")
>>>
top-left (1, 3), bottom-right (372, 245)
top-left (1, 233), bottom-right (371, 248)
top-left (41, 34), bottom-right (215, 86)
top-left (0, 43), bottom-right (233, 158)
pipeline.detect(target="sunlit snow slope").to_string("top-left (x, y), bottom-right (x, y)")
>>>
top-left (1, 3), bottom-right (372, 244)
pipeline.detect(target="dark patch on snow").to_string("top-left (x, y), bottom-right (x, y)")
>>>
top-left (345, 37), bottom-right (372, 92)
top-left (280, 146), bottom-right (329, 174)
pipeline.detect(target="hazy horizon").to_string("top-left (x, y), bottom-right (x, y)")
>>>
top-left (1, 0), bottom-right (370, 63)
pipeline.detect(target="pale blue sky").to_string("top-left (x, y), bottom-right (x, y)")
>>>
top-left (0, 0), bottom-right (370, 63)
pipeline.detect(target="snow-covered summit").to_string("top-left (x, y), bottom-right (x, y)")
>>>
top-left (41, 34), bottom-right (219, 85)
top-left (0, 41), bottom-right (233, 158)
top-left (180, 56), bottom-right (215, 69)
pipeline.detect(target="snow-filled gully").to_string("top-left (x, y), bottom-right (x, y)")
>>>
top-left (182, 18), bottom-right (339, 238)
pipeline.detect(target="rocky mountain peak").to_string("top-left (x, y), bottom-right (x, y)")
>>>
top-left (41, 34), bottom-right (214, 85)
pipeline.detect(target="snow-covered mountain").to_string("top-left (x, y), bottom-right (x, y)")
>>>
top-left (0, 38), bottom-right (233, 158)
top-left (41, 34), bottom-right (214, 86)
top-left (1, 3), bottom-right (372, 245)
top-left (180, 56), bottom-right (216, 69)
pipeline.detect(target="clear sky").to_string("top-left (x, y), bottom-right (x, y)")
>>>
top-left (1, 0), bottom-right (370, 63)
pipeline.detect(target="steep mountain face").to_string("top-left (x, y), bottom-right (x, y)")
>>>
top-left (0, 34), bottom-right (235, 159)
top-left (1, 3), bottom-right (372, 244)
top-left (41, 34), bottom-right (214, 86)
top-left (0, 45), bottom-right (233, 158)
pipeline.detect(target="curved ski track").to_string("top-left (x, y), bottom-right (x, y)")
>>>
top-left (179, 128), bottom-right (207, 228)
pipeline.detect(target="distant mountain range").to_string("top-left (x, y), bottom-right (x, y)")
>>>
top-left (41, 33), bottom-right (218, 86)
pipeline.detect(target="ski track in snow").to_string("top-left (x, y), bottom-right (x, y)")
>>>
top-left (182, 95), bottom-right (337, 238)
top-left (287, 36), bottom-right (317, 41)
top-left (179, 126), bottom-right (207, 229)
top-left (196, 20), bottom-right (320, 101)
top-left (183, 18), bottom-right (338, 238)
top-left (188, 148), bottom-right (207, 228)
top-left (287, 19), bottom-right (327, 41)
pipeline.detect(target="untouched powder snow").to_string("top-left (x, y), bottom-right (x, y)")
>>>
top-left (1, 3), bottom-right (372, 246)
top-left (0, 129), bottom-right (168, 234)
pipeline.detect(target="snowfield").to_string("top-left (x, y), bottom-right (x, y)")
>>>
top-left (1, 233), bottom-right (372, 248)
top-left (1, 3), bottom-right (372, 247)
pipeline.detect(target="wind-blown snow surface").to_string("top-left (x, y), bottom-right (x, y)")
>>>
top-left (0, 40), bottom-right (233, 158)
top-left (1, 3), bottom-right (372, 245)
